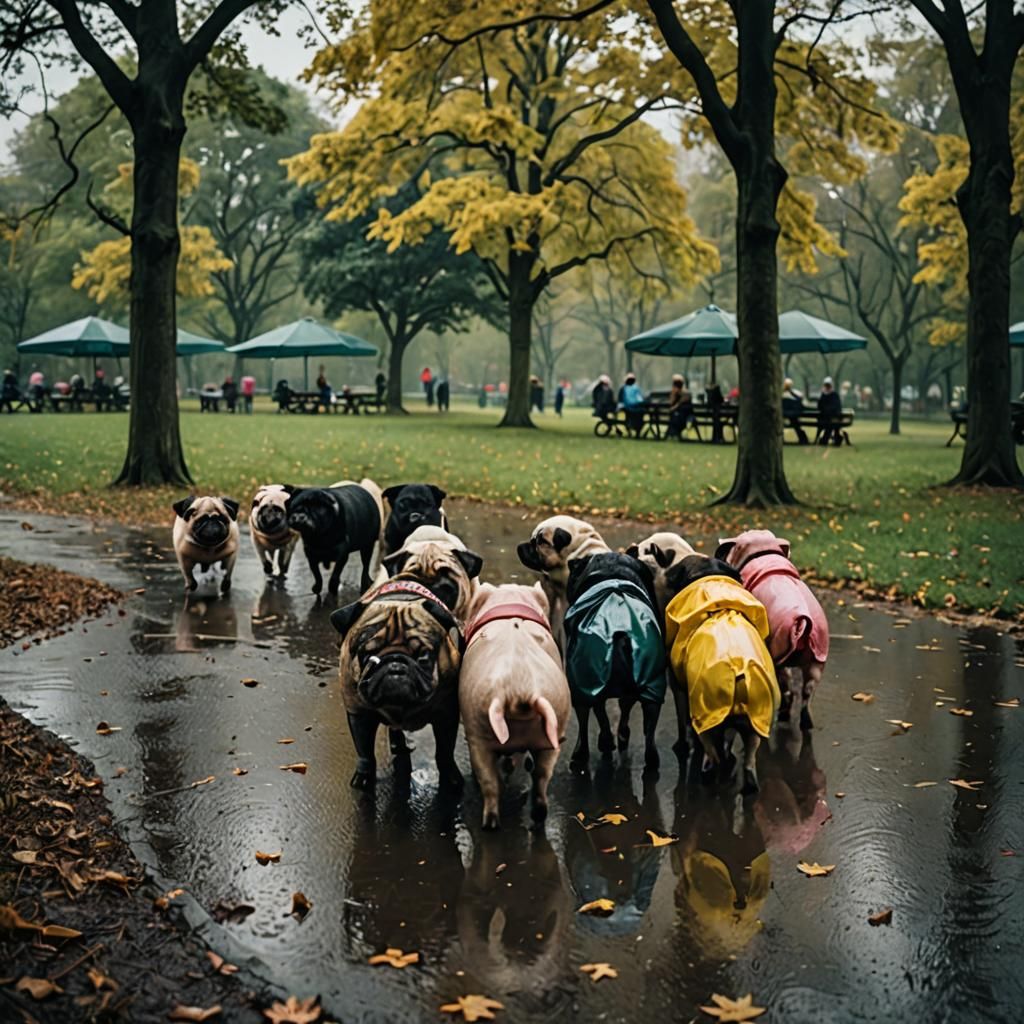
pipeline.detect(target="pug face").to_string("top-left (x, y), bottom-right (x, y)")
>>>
top-left (251, 485), bottom-right (291, 536)
top-left (332, 596), bottom-right (460, 724)
top-left (517, 516), bottom-right (607, 580)
top-left (286, 488), bottom-right (339, 539)
top-left (715, 529), bottom-right (791, 568)
top-left (383, 543), bottom-right (482, 619)
top-left (173, 496), bottom-right (239, 547)
top-left (383, 483), bottom-right (446, 542)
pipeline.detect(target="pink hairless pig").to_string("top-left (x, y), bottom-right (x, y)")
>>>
top-left (715, 530), bottom-right (829, 730)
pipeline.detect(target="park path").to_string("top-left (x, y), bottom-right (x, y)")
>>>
top-left (1, 506), bottom-right (1022, 1023)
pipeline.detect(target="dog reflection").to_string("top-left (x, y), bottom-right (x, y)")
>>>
top-left (456, 829), bottom-right (569, 1000)
top-left (671, 791), bottom-right (770, 959)
top-left (174, 598), bottom-right (239, 652)
top-left (753, 731), bottom-right (829, 856)
top-left (342, 798), bottom-right (464, 962)
top-left (565, 764), bottom-right (667, 936)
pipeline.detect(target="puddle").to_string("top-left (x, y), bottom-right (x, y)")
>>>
top-left (1, 508), bottom-right (1023, 1022)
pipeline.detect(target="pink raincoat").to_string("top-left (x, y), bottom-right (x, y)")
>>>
top-left (717, 531), bottom-right (829, 668)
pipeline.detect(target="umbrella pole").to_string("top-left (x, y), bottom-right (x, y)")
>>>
top-left (268, 358), bottom-right (274, 396)
top-left (711, 353), bottom-right (717, 383)
top-left (304, 355), bottom-right (309, 392)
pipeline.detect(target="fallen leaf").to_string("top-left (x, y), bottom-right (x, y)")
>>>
top-left (868, 907), bottom-right (893, 926)
top-left (255, 850), bottom-right (282, 865)
top-left (169, 1006), bottom-right (222, 1022)
top-left (851, 692), bottom-right (874, 703)
top-left (154, 887), bottom-right (185, 911)
top-left (913, 781), bottom-right (937, 788)
top-left (698, 993), bottom-right (766, 1022)
top-left (12, 850), bottom-right (38, 864)
top-left (290, 891), bottom-right (312, 922)
top-left (241, 678), bottom-right (259, 687)
top-left (834, 792), bottom-right (846, 799)
top-left (993, 698), bottom-right (1020, 708)
top-left (232, 768), bottom-right (248, 776)
top-left (279, 763), bottom-right (308, 774)
top-left (796, 861), bottom-right (835, 877)
top-left (439, 994), bottom-right (504, 1022)
top-left (580, 962), bottom-right (618, 982)
top-left (191, 775), bottom-right (215, 788)
top-left (86, 966), bottom-right (117, 991)
top-left (16, 977), bottom-right (63, 1000)
top-left (949, 779), bottom-right (983, 791)
top-left (949, 707), bottom-right (973, 717)
top-left (643, 830), bottom-right (678, 847)
top-left (494, 863), bottom-right (507, 876)
top-left (210, 899), bottom-right (255, 924)
top-left (206, 951), bottom-right (239, 976)
top-left (886, 720), bottom-right (913, 732)
top-left (276, 738), bottom-right (295, 745)
top-left (577, 898), bottom-right (616, 915)
top-left (40, 922), bottom-right (82, 939)
top-left (263, 995), bottom-right (321, 1023)
top-left (598, 812), bottom-right (628, 826)
top-left (368, 947), bottom-right (420, 968)
top-left (0, 905), bottom-right (80, 939)
top-left (95, 721), bottom-right (121, 735)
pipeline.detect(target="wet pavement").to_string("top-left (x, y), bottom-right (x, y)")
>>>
top-left (1, 506), bottom-right (1022, 1023)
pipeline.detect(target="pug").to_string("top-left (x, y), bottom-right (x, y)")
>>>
top-left (172, 495), bottom-right (240, 594)
top-left (626, 531), bottom-right (696, 616)
top-left (516, 515), bottom-right (610, 650)
top-left (250, 484), bottom-right (299, 577)
top-left (715, 530), bottom-right (829, 731)
top-left (381, 483), bottom-right (448, 556)
top-left (663, 554), bottom-right (779, 794)
top-left (459, 582), bottom-right (569, 829)
top-left (331, 578), bottom-right (464, 791)
top-left (382, 531), bottom-right (482, 620)
top-left (563, 551), bottom-right (665, 771)
top-left (286, 477), bottom-right (383, 595)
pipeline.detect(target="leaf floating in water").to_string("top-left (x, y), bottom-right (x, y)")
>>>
top-left (191, 775), bottom-right (215, 788)
top-left (643, 830), bottom-right (679, 847)
top-left (262, 995), bottom-right (321, 1023)
top-left (368, 947), bottom-right (419, 968)
top-left (949, 707), bottom-right (973, 717)
top-left (580, 962), bottom-right (618, 982)
top-left (796, 861), bottom-right (835, 877)
top-left (698, 993), bottom-right (766, 1021)
top-left (598, 813), bottom-right (628, 826)
top-left (255, 850), bottom-right (282, 865)
top-left (577, 898), bottom-right (616, 915)
top-left (439, 994), bottom-right (505, 1021)
top-left (851, 692), bottom-right (874, 703)
top-left (95, 721), bottom-right (121, 735)
top-left (912, 781), bottom-right (937, 788)
top-left (279, 762), bottom-right (308, 774)
top-left (868, 907), bottom-right (893, 926)
top-left (241, 678), bottom-right (259, 687)
top-left (993, 697), bottom-right (1020, 708)
top-left (948, 779), bottom-right (983, 791)
top-left (290, 891), bottom-right (313, 922)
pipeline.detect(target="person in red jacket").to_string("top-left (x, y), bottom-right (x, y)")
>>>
top-left (420, 366), bottom-right (434, 407)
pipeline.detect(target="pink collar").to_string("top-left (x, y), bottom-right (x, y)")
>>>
top-left (373, 579), bottom-right (454, 618)
top-left (464, 603), bottom-right (551, 646)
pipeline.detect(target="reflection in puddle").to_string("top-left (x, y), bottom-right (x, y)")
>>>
top-left (1, 508), bottom-right (1023, 1022)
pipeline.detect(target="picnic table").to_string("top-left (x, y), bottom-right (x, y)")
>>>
top-left (947, 401), bottom-right (1024, 447)
top-left (594, 401), bottom-right (739, 442)
top-left (276, 388), bottom-right (385, 414)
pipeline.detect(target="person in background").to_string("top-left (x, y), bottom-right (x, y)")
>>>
top-left (782, 377), bottom-right (808, 445)
top-left (619, 372), bottom-right (646, 437)
top-left (477, 384), bottom-right (488, 408)
top-left (554, 379), bottom-right (566, 417)
top-left (592, 374), bottom-right (616, 421)
top-left (665, 373), bottom-right (694, 440)
top-left (316, 367), bottom-right (332, 413)
top-left (816, 376), bottom-right (842, 446)
top-left (112, 375), bottom-right (130, 411)
top-left (69, 372), bottom-right (86, 412)
top-left (375, 370), bottom-right (386, 405)
top-left (222, 375), bottom-right (238, 413)
top-left (706, 381), bottom-right (725, 444)
top-left (529, 374), bottom-right (544, 413)
top-left (240, 374), bottom-right (256, 414)
top-left (421, 366), bottom-right (434, 406)
top-left (273, 379), bottom-right (292, 413)
top-left (93, 367), bottom-right (112, 412)
top-left (1, 369), bottom-right (20, 413)
top-left (726, 383), bottom-right (740, 403)
top-left (436, 377), bottom-right (450, 412)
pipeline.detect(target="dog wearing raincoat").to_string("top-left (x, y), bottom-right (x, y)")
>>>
top-left (563, 552), bottom-right (665, 771)
top-left (716, 530), bottom-right (829, 730)
top-left (663, 554), bottom-right (779, 794)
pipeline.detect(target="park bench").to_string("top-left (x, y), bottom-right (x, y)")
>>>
top-left (946, 402), bottom-right (1024, 447)
top-left (594, 401), bottom-right (739, 442)
top-left (277, 388), bottom-right (385, 414)
top-left (49, 388), bottom-right (92, 412)
top-left (784, 410), bottom-right (855, 446)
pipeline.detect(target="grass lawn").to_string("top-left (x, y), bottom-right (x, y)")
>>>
top-left (2, 399), bottom-right (1022, 621)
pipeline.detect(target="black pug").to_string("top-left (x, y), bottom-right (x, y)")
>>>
top-left (285, 482), bottom-right (381, 595)
top-left (381, 483), bottom-right (447, 555)
top-left (563, 552), bottom-right (666, 772)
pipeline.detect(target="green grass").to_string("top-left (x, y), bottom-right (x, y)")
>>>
top-left (2, 399), bottom-right (1022, 620)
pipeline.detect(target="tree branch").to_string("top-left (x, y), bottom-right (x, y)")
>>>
top-left (184, 0), bottom-right (260, 71)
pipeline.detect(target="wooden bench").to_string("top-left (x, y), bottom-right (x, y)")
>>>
top-left (947, 403), bottom-right (1024, 446)
top-left (276, 389), bottom-right (385, 414)
top-left (784, 410), bottom-right (854, 446)
top-left (594, 402), bottom-right (738, 442)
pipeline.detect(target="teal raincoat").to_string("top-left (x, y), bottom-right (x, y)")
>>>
top-left (564, 578), bottom-right (666, 705)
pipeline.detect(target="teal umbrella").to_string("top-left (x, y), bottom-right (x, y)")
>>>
top-left (174, 328), bottom-right (226, 355)
top-left (17, 316), bottom-right (130, 357)
top-left (625, 304), bottom-right (738, 358)
top-left (227, 316), bottom-right (378, 389)
top-left (778, 310), bottom-right (867, 354)
top-left (1009, 321), bottom-right (1024, 345)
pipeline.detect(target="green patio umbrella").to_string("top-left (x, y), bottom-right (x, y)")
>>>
top-left (1009, 321), bottom-right (1024, 345)
top-left (226, 316), bottom-right (378, 389)
top-left (625, 304), bottom-right (738, 379)
top-left (174, 328), bottom-right (226, 355)
top-left (17, 316), bottom-right (130, 358)
top-left (777, 310), bottom-right (867, 354)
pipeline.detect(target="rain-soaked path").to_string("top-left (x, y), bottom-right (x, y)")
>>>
top-left (1, 507), bottom-right (1022, 1023)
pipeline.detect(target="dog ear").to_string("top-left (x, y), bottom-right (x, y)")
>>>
top-left (383, 551), bottom-right (410, 576)
top-left (429, 485), bottom-right (447, 506)
top-left (173, 496), bottom-right (195, 520)
top-left (777, 537), bottom-right (792, 558)
top-left (381, 485), bottom-right (405, 507)
top-left (709, 557), bottom-right (743, 583)
top-left (221, 498), bottom-right (240, 521)
top-left (251, 494), bottom-right (261, 508)
top-left (625, 544), bottom-right (640, 559)
top-left (714, 538), bottom-right (737, 562)
top-left (282, 484), bottom-right (302, 497)
top-left (453, 548), bottom-right (483, 579)
top-left (330, 601), bottom-right (364, 637)
top-left (552, 527), bottom-right (573, 552)
top-left (650, 543), bottom-right (677, 569)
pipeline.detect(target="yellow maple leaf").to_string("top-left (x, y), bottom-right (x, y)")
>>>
top-left (577, 898), bottom-right (616, 915)
top-left (644, 830), bottom-right (678, 847)
top-left (580, 962), bottom-right (618, 982)
top-left (368, 947), bottom-right (420, 968)
top-left (439, 994), bottom-right (504, 1021)
top-left (699, 993), bottom-right (767, 1022)
top-left (796, 861), bottom-right (835, 877)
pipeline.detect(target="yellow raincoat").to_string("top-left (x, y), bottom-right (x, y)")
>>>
top-left (664, 576), bottom-right (779, 738)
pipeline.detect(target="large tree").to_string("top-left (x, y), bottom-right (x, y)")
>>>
top-left (299, 192), bottom-right (503, 412)
top-left (641, 0), bottom-right (899, 504)
top-left (899, 0), bottom-right (1024, 486)
top-left (0, 0), bottom-right (301, 485)
top-left (287, 0), bottom-right (718, 428)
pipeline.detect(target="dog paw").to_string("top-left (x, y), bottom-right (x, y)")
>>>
top-left (311, 581), bottom-right (323, 595)
top-left (672, 738), bottom-right (689, 759)
top-left (597, 731), bottom-right (615, 755)
top-left (391, 749), bottom-right (412, 775)
top-left (741, 769), bottom-right (759, 796)
top-left (350, 769), bottom-right (375, 790)
top-left (220, 579), bottom-right (232, 594)
top-left (569, 751), bottom-right (589, 773)
top-left (800, 706), bottom-right (814, 731)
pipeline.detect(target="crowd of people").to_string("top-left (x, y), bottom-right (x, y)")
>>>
top-left (1, 367), bottom-right (129, 413)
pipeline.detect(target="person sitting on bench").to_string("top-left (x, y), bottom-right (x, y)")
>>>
top-left (817, 377), bottom-right (843, 446)
top-left (783, 377), bottom-right (809, 444)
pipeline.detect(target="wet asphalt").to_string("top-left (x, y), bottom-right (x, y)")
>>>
top-left (1, 507), bottom-right (1022, 1024)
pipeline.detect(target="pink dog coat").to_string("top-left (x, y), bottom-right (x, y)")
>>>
top-left (718, 531), bottom-right (829, 667)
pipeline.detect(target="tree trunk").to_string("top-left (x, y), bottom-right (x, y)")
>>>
top-left (114, 76), bottom-right (191, 486)
top-left (889, 356), bottom-right (905, 435)
top-left (386, 333), bottom-right (410, 414)
top-left (498, 256), bottom-right (535, 428)
top-left (717, 0), bottom-right (795, 506)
